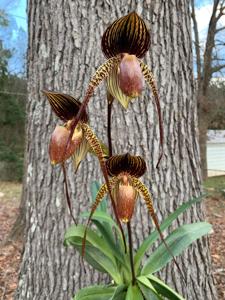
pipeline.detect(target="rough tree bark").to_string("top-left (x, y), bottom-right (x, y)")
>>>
top-left (16, 1), bottom-right (217, 299)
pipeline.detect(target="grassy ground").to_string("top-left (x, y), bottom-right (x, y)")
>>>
top-left (0, 178), bottom-right (224, 299)
top-left (204, 175), bottom-right (225, 195)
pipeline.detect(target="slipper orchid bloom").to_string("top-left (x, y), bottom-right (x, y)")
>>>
top-left (68, 12), bottom-right (164, 167)
top-left (83, 153), bottom-right (183, 279)
top-left (43, 91), bottom-right (126, 244)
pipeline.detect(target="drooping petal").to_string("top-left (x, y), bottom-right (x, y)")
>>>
top-left (106, 153), bottom-right (147, 177)
top-left (43, 90), bottom-right (88, 123)
top-left (82, 176), bottom-right (119, 256)
top-left (102, 12), bottom-right (150, 59)
top-left (131, 177), bottom-right (186, 281)
top-left (81, 122), bottom-right (127, 251)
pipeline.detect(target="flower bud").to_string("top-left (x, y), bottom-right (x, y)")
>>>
top-left (118, 53), bottom-right (144, 98)
top-left (49, 125), bottom-right (82, 164)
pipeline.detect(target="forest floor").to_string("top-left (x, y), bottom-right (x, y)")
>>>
top-left (0, 179), bottom-right (225, 300)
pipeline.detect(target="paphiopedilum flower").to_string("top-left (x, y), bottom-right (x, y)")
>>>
top-left (43, 90), bottom-right (109, 171)
top-left (68, 12), bottom-right (164, 167)
top-left (84, 153), bottom-right (158, 225)
top-left (43, 91), bottom-right (126, 244)
top-left (83, 153), bottom-right (183, 277)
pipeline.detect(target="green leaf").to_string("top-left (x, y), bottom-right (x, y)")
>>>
top-left (80, 210), bottom-right (129, 273)
top-left (147, 274), bottom-right (185, 300)
top-left (81, 211), bottom-right (123, 242)
top-left (137, 281), bottom-right (163, 300)
top-left (125, 284), bottom-right (144, 300)
top-left (109, 285), bottom-right (127, 300)
top-left (141, 222), bottom-right (212, 275)
top-left (74, 285), bottom-right (116, 300)
top-left (64, 225), bottom-right (122, 283)
top-left (134, 196), bottom-right (203, 271)
top-left (137, 276), bottom-right (158, 293)
top-left (90, 182), bottom-right (117, 254)
top-left (74, 244), bottom-right (115, 274)
top-left (91, 181), bottom-right (107, 212)
top-left (92, 220), bottom-right (128, 268)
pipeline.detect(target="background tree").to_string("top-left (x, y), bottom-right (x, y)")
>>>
top-left (208, 81), bottom-right (225, 129)
top-left (0, 10), bottom-right (26, 182)
top-left (0, 10), bottom-right (27, 244)
top-left (191, 0), bottom-right (225, 179)
top-left (16, 1), bottom-right (217, 299)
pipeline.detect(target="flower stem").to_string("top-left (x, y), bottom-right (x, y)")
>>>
top-left (107, 93), bottom-right (114, 157)
top-left (127, 221), bottom-right (135, 285)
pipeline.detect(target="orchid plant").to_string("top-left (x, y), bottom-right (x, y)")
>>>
top-left (43, 12), bottom-right (211, 300)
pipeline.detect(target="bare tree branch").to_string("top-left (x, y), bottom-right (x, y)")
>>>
top-left (211, 64), bottom-right (225, 74)
top-left (191, 0), bottom-right (202, 83)
top-left (216, 1), bottom-right (225, 21)
top-left (215, 26), bottom-right (225, 33)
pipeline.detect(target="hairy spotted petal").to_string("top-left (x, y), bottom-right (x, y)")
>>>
top-left (131, 177), bottom-right (186, 282)
top-left (82, 177), bottom-right (119, 256)
top-left (106, 153), bottom-right (147, 177)
top-left (102, 12), bottom-right (150, 59)
top-left (43, 90), bottom-right (88, 122)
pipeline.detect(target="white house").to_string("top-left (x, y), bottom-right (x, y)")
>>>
top-left (207, 130), bottom-right (225, 177)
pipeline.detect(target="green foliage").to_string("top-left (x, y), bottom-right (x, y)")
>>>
top-left (208, 81), bottom-right (225, 129)
top-left (0, 75), bottom-right (26, 181)
top-left (64, 183), bottom-right (211, 300)
top-left (0, 10), bottom-right (9, 27)
top-left (0, 11), bottom-right (11, 76)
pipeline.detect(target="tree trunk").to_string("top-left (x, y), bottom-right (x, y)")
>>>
top-left (198, 92), bottom-right (212, 180)
top-left (198, 109), bottom-right (209, 180)
top-left (16, 1), bottom-right (217, 299)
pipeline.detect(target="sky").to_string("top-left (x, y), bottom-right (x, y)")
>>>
top-left (0, 0), bottom-right (27, 74)
top-left (0, 0), bottom-right (224, 75)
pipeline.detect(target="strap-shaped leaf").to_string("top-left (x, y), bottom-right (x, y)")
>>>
top-left (137, 278), bottom-right (163, 300)
top-left (64, 225), bottom-right (116, 260)
top-left (141, 222), bottom-right (212, 275)
top-left (132, 177), bottom-right (185, 281)
top-left (134, 196), bottom-right (203, 271)
top-left (81, 211), bottom-right (122, 242)
top-left (64, 225), bottom-right (122, 283)
top-left (81, 178), bottom-right (119, 257)
top-left (147, 274), bottom-right (185, 300)
top-left (74, 285), bottom-right (116, 300)
top-left (125, 284), bottom-right (144, 300)
top-left (109, 285), bottom-right (127, 300)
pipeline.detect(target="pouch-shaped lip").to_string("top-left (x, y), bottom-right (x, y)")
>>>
top-left (106, 153), bottom-right (147, 177)
top-left (43, 90), bottom-right (88, 123)
top-left (101, 12), bottom-right (150, 59)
